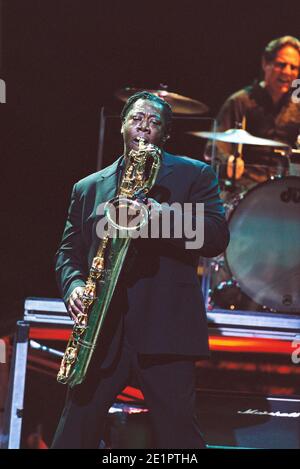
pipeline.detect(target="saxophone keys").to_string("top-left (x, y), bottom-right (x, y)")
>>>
top-left (92, 256), bottom-right (105, 271)
top-left (82, 284), bottom-right (96, 303)
top-left (65, 346), bottom-right (77, 364)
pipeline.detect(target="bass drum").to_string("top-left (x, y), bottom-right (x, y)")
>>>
top-left (226, 176), bottom-right (300, 313)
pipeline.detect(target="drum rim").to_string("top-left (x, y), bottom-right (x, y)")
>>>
top-left (225, 175), bottom-right (300, 223)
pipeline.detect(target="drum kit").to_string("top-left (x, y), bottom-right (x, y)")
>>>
top-left (116, 87), bottom-right (300, 314)
top-left (195, 128), bottom-right (300, 314)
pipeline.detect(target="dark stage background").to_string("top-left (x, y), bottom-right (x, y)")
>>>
top-left (1, 0), bottom-right (300, 330)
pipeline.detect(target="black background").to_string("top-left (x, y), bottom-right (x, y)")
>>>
top-left (1, 0), bottom-right (300, 327)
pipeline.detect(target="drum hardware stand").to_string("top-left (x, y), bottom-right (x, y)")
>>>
top-left (202, 257), bottom-right (227, 311)
top-left (202, 257), bottom-right (212, 309)
top-left (230, 144), bottom-right (240, 192)
top-left (274, 148), bottom-right (300, 177)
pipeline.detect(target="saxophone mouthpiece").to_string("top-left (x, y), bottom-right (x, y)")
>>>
top-left (137, 137), bottom-right (147, 148)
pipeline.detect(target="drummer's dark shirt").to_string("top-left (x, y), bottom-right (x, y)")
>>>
top-left (210, 81), bottom-right (300, 174)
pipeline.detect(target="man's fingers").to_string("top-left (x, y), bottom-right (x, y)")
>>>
top-left (147, 198), bottom-right (162, 219)
top-left (69, 297), bottom-right (83, 319)
top-left (68, 286), bottom-right (85, 322)
top-left (68, 306), bottom-right (78, 323)
top-left (74, 297), bottom-right (84, 312)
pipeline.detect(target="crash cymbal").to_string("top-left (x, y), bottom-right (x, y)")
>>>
top-left (115, 87), bottom-right (209, 115)
top-left (189, 128), bottom-right (289, 147)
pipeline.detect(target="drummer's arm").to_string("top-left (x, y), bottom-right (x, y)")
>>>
top-left (215, 97), bottom-right (246, 179)
top-left (226, 155), bottom-right (245, 179)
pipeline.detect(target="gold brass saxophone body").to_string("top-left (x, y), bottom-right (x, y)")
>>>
top-left (57, 138), bottom-right (162, 387)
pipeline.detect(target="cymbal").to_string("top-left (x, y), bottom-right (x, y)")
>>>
top-left (189, 128), bottom-right (289, 147)
top-left (115, 87), bottom-right (209, 115)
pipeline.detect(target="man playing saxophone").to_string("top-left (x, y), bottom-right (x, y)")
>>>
top-left (52, 91), bottom-right (229, 449)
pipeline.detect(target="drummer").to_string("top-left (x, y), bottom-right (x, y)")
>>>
top-left (207, 35), bottom-right (300, 188)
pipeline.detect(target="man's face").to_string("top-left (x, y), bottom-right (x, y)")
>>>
top-left (121, 99), bottom-right (169, 155)
top-left (262, 45), bottom-right (300, 99)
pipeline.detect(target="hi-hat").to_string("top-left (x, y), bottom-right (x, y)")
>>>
top-left (115, 87), bottom-right (209, 115)
top-left (189, 128), bottom-right (289, 147)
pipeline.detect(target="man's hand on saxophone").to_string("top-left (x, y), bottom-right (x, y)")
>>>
top-left (68, 286), bottom-right (85, 322)
top-left (146, 197), bottom-right (163, 219)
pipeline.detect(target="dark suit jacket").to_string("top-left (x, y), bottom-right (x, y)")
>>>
top-left (55, 153), bottom-right (229, 361)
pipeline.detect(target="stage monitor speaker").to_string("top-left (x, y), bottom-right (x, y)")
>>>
top-left (106, 391), bottom-right (300, 449)
top-left (196, 390), bottom-right (300, 449)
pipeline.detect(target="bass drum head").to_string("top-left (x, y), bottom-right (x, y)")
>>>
top-left (226, 176), bottom-right (300, 313)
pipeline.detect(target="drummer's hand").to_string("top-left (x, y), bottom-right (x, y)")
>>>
top-left (68, 286), bottom-right (85, 322)
top-left (227, 155), bottom-right (245, 179)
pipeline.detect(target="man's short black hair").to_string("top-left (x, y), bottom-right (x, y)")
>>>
top-left (120, 91), bottom-right (173, 133)
top-left (263, 35), bottom-right (300, 63)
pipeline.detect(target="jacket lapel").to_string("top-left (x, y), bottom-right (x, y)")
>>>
top-left (155, 152), bottom-right (175, 185)
top-left (95, 156), bottom-right (123, 203)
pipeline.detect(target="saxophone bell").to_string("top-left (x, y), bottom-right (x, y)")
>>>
top-left (104, 196), bottom-right (149, 232)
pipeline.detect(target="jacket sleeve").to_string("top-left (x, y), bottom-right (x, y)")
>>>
top-left (55, 183), bottom-right (87, 305)
top-left (159, 163), bottom-right (229, 257)
top-left (193, 163), bottom-right (230, 257)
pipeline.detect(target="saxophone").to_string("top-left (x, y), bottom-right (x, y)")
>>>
top-left (57, 138), bottom-right (162, 387)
